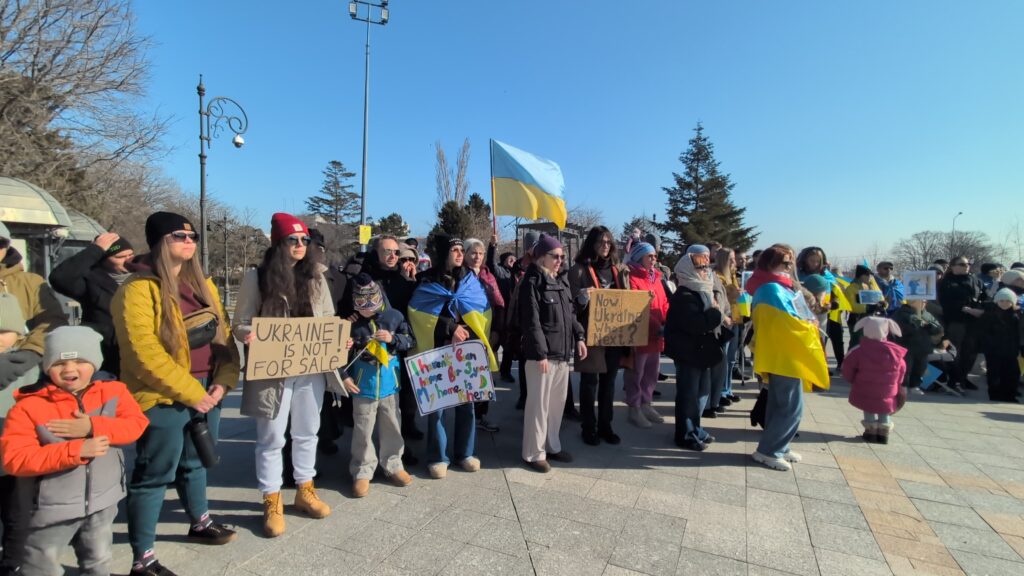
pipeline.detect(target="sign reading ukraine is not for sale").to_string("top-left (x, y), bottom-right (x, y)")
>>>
top-left (405, 341), bottom-right (495, 416)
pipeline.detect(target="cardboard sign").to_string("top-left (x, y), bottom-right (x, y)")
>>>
top-left (245, 317), bottom-right (351, 381)
top-left (405, 341), bottom-right (495, 416)
top-left (586, 289), bottom-right (652, 347)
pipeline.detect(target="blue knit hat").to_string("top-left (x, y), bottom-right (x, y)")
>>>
top-left (628, 242), bottom-right (656, 264)
top-left (802, 274), bottom-right (830, 294)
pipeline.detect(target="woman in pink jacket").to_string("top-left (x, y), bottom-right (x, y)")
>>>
top-left (624, 242), bottom-right (670, 428)
top-left (841, 317), bottom-right (908, 444)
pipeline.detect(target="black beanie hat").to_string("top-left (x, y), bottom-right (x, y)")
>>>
top-left (855, 265), bottom-right (872, 279)
top-left (145, 212), bottom-right (196, 247)
top-left (429, 233), bottom-right (463, 264)
top-left (308, 228), bottom-right (326, 248)
top-left (103, 235), bottom-right (133, 258)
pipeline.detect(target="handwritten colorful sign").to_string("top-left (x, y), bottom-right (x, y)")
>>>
top-left (245, 317), bottom-right (351, 381)
top-left (586, 289), bottom-right (651, 347)
top-left (405, 341), bottom-right (495, 416)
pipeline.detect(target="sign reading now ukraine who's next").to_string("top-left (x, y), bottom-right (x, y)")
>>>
top-left (405, 341), bottom-right (496, 416)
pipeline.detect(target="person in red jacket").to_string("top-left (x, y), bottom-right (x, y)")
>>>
top-left (841, 317), bottom-right (908, 444)
top-left (1, 326), bottom-right (148, 576)
top-left (624, 242), bottom-right (669, 428)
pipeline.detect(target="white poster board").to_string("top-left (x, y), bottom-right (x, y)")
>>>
top-left (405, 341), bottom-right (496, 416)
top-left (902, 270), bottom-right (937, 301)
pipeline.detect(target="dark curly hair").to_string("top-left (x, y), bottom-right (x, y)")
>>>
top-left (257, 240), bottom-right (323, 317)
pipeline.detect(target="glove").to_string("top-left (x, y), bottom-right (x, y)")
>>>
top-left (0, 350), bottom-right (42, 390)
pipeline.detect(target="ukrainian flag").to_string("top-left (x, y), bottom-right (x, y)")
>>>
top-left (490, 139), bottom-right (567, 229)
top-left (407, 276), bottom-right (498, 371)
top-left (751, 282), bottom-right (830, 391)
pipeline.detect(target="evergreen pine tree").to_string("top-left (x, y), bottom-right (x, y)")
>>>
top-left (306, 160), bottom-right (359, 225)
top-left (660, 123), bottom-right (758, 253)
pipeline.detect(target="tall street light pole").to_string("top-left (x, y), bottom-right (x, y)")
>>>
top-left (349, 0), bottom-right (389, 252)
top-left (198, 75), bottom-right (249, 272)
top-left (951, 211), bottom-right (963, 261)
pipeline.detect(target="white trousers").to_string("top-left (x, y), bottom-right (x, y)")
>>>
top-left (522, 360), bottom-right (570, 462)
top-left (254, 374), bottom-right (326, 495)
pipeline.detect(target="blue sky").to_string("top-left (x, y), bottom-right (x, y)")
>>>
top-left (134, 0), bottom-right (1024, 266)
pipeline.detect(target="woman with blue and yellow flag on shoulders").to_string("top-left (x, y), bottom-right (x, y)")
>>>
top-left (747, 244), bottom-right (829, 472)
top-left (407, 234), bottom-right (497, 480)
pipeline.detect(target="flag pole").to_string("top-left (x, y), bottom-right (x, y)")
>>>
top-left (489, 139), bottom-right (497, 235)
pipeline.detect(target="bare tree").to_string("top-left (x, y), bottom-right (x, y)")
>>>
top-left (566, 204), bottom-right (605, 232)
top-left (434, 138), bottom-right (470, 211)
top-left (892, 230), bottom-right (1005, 272)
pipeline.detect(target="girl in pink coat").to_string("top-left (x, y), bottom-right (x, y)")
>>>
top-left (841, 317), bottom-right (908, 444)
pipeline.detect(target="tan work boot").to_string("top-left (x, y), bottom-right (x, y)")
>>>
top-left (389, 469), bottom-right (413, 487)
top-left (353, 478), bottom-right (370, 498)
top-left (262, 492), bottom-right (285, 538)
top-left (294, 480), bottom-right (331, 518)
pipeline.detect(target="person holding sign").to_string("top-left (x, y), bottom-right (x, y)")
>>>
top-left (409, 234), bottom-right (495, 480)
top-left (567, 226), bottom-right (630, 446)
top-left (520, 234), bottom-right (587, 472)
top-left (112, 212), bottom-right (240, 576)
top-left (623, 242), bottom-right (669, 429)
top-left (665, 246), bottom-right (726, 451)
top-left (232, 213), bottom-right (340, 538)
top-left (341, 274), bottom-right (415, 497)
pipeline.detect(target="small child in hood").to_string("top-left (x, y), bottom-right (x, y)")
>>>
top-left (841, 317), bottom-right (908, 444)
top-left (341, 274), bottom-right (416, 498)
top-left (1, 326), bottom-right (148, 576)
top-left (977, 288), bottom-right (1023, 402)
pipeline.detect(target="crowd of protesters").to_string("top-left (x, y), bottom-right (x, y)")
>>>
top-left (0, 209), bottom-right (1021, 575)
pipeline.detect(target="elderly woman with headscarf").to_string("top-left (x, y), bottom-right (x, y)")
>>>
top-left (664, 245), bottom-right (725, 450)
top-left (623, 242), bottom-right (669, 428)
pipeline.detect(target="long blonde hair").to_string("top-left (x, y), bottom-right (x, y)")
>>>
top-left (714, 248), bottom-right (736, 283)
top-left (152, 239), bottom-right (220, 356)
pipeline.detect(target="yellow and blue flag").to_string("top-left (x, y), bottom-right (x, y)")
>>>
top-left (490, 139), bottom-right (567, 229)
top-left (751, 282), bottom-right (830, 391)
top-left (407, 277), bottom-right (498, 371)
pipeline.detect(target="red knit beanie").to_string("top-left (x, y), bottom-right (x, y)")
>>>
top-left (270, 212), bottom-right (309, 244)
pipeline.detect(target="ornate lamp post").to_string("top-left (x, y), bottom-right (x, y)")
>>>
top-left (348, 0), bottom-right (389, 251)
top-left (198, 75), bottom-right (248, 271)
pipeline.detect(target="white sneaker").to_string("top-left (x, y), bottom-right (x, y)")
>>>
top-left (911, 388), bottom-right (925, 396)
top-left (783, 450), bottom-right (802, 463)
top-left (629, 406), bottom-right (652, 428)
top-left (641, 404), bottom-right (665, 424)
top-left (752, 451), bottom-right (792, 471)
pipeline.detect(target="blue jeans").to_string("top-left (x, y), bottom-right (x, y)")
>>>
top-left (426, 402), bottom-right (476, 466)
top-left (756, 374), bottom-right (803, 459)
top-left (722, 329), bottom-right (740, 398)
top-left (674, 364), bottom-right (712, 444)
top-left (863, 412), bottom-right (892, 424)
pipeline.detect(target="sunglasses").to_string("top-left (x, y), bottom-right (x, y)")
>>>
top-left (381, 248), bottom-right (399, 256)
top-left (547, 253), bottom-right (566, 261)
top-left (782, 260), bottom-right (793, 267)
top-left (694, 265), bottom-right (710, 271)
top-left (285, 235), bottom-right (312, 247)
top-left (169, 231), bottom-right (198, 242)
top-left (0, 238), bottom-right (9, 249)
top-left (398, 257), bottom-right (416, 264)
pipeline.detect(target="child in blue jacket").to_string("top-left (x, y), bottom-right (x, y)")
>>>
top-left (342, 274), bottom-right (416, 498)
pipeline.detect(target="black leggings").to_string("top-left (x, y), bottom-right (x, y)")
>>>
top-left (579, 348), bottom-right (622, 434)
top-left (0, 473), bottom-right (30, 570)
top-left (827, 319), bottom-right (845, 366)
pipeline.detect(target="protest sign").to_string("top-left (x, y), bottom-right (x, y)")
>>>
top-left (902, 270), bottom-right (937, 300)
top-left (406, 341), bottom-right (495, 416)
top-left (245, 317), bottom-right (351, 381)
top-left (586, 289), bottom-right (652, 347)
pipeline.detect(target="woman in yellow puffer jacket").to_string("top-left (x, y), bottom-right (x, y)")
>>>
top-left (112, 212), bottom-right (239, 576)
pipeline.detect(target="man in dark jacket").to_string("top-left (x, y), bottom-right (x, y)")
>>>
top-left (362, 235), bottom-right (420, 440)
top-left (48, 232), bottom-right (133, 376)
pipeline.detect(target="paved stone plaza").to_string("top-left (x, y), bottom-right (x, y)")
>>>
top-left (95, 361), bottom-right (1024, 576)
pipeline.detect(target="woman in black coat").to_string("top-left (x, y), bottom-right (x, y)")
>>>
top-left (665, 245), bottom-right (725, 451)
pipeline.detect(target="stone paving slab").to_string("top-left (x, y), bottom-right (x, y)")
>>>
top-left (47, 357), bottom-right (1024, 575)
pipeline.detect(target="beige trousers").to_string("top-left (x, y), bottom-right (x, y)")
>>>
top-left (522, 359), bottom-right (570, 462)
top-left (350, 395), bottom-right (405, 480)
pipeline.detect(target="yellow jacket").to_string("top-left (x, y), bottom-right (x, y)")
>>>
top-left (112, 274), bottom-right (240, 412)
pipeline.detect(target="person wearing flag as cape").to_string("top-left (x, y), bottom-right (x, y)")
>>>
top-left (746, 244), bottom-right (830, 471)
top-left (407, 234), bottom-right (497, 479)
top-left (796, 247), bottom-right (851, 370)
